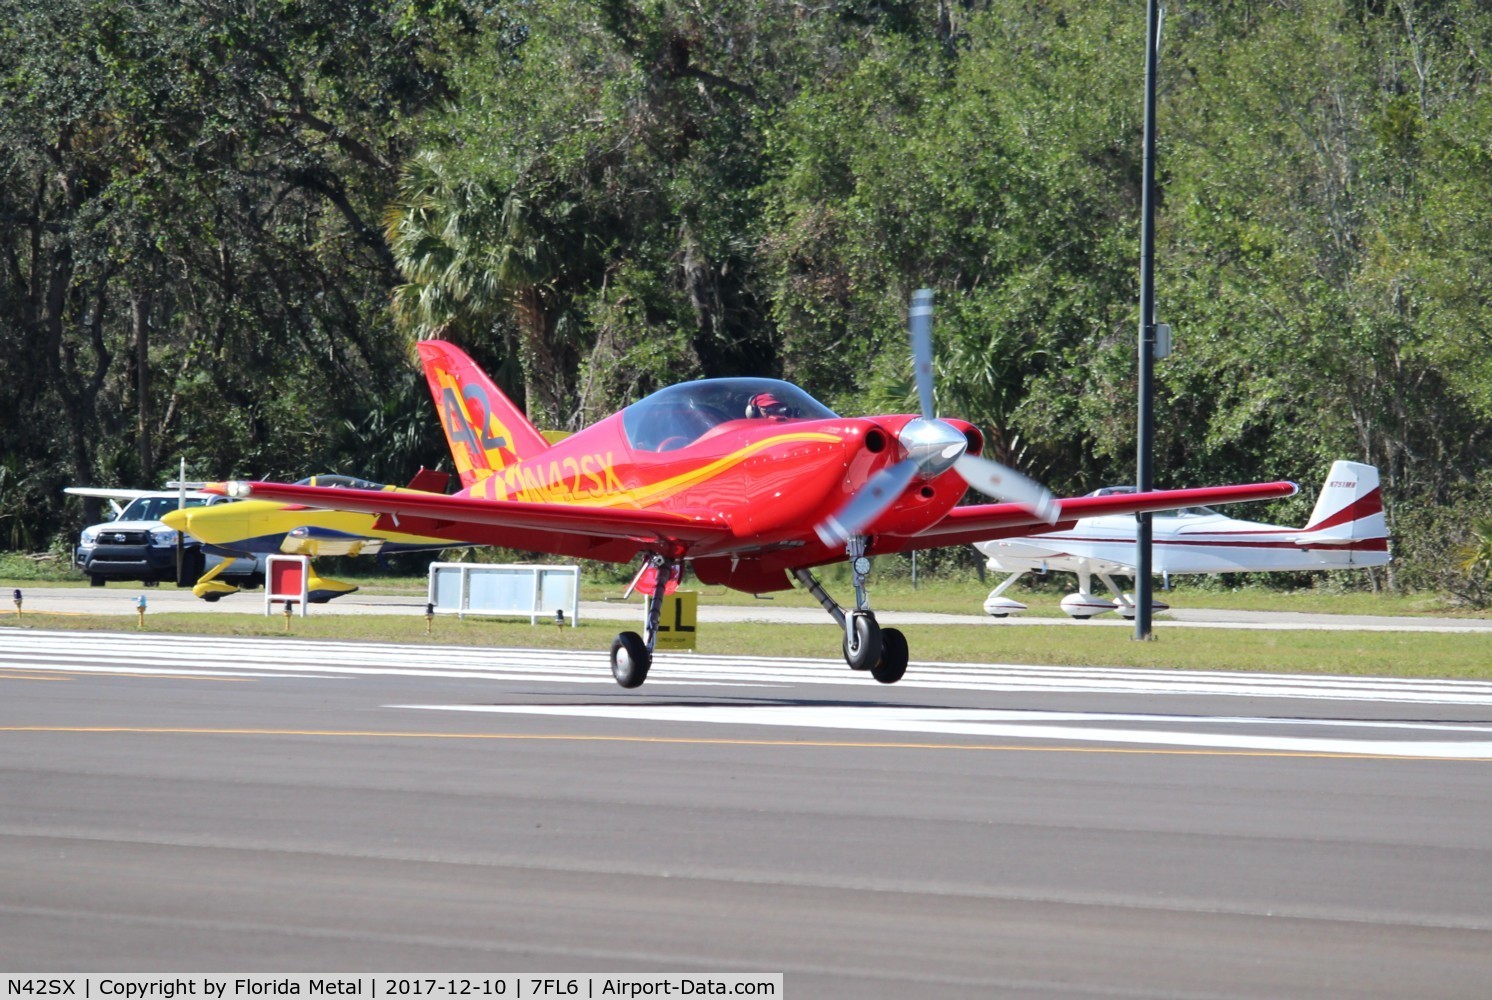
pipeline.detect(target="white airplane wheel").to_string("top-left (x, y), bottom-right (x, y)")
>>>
top-left (842, 612), bottom-right (881, 671)
top-left (610, 631), bottom-right (651, 688)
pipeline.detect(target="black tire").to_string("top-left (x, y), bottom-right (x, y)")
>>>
top-left (176, 547), bottom-right (205, 588)
top-left (89, 575), bottom-right (105, 588)
top-left (610, 631), bottom-right (651, 688)
top-left (201, 592), bottom-right (224, 603)
top-left (842, 611), bottom-right (881, 671)
top-left (872, 626), bottom-right (909, 684)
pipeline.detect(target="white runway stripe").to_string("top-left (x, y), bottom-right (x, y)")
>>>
top-left (5, 628), bottom-right (1492, 704)
top-left (394, 703), bottom-right (1492, 759)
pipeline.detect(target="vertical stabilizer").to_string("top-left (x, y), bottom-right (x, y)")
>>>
top-left (1302, 461), bottom-right (1387, 545)
top-left (417, 340), bottom-right (550, 490)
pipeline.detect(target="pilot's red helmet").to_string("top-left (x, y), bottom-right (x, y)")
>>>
top-left (747, 392), bottom-right (786, 418)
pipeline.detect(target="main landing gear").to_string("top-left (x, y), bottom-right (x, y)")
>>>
top-left (609, 555), bottom-right (676, 688)
top-left (794, 535), bottom-right (908, 684)
top-left (608, 544), bottom-right (911, 688)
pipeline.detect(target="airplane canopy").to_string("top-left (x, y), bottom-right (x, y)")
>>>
top-left (294, 474), bottom-right (387, 491)
top-left (622, 377), bottom-right (837, 452)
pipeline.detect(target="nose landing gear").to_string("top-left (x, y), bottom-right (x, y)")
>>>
top-left (794, 536), bottom-right (909, 684)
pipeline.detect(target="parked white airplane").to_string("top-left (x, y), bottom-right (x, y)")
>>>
top-left (976, 460), bottom-right (1390, 618)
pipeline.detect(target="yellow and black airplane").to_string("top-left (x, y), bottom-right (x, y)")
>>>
top-left (161, 469), bottom-right (462, 601)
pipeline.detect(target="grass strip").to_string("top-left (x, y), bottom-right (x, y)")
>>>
top-left (5, 611), bottom-right (1489, 680)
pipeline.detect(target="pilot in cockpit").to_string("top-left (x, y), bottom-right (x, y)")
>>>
top-left (745, 392), bottom-right (793, 419)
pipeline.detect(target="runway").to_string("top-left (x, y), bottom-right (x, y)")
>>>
top-left (3, 628), bottom-right (1492, 997)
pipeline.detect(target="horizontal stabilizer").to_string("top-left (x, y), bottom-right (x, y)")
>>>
top-left (1288, 532), bottom-right (1358, 546)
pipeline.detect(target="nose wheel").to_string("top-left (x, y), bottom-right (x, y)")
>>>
top-left (843, 611), bottom-right (881, 671)
top-left (796, 537), bottom-right (911, 684)
top-left (873, 627), bottom-right (909, 684)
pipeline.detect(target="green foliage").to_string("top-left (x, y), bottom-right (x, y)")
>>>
top-left (0, 0), bottom-right (473, 534)
top-left (1388, 472), bottom-right (1492, 608)
top-left (3, 0), bottom-right (1492, 600)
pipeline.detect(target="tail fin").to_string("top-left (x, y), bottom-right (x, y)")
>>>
top-left (1300, 461), bottom-right (1387, 547)
top-left (417, 340), bottom-right (550, 490)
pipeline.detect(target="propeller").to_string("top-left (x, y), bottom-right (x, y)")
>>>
top-left (815, 289), bottom-right (1058, 547)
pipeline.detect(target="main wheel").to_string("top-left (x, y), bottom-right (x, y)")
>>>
top-left (176, 546), bottom-right (205, 588)
top-left (872, 626), bottom-right (909, 684)
top-left (610, 631), bottom-right (652, 688)
top-left (842, 611), bottom-right (881, 671)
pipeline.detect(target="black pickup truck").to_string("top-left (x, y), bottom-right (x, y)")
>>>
top-left (75, 492), bottom-right (263, 588)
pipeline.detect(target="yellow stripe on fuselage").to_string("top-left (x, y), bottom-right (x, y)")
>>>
top-left (467, 431), bottom-right (843, 513)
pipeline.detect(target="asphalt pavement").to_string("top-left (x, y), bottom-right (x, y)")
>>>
top-left (4, 628), bottom-right (1492, 997)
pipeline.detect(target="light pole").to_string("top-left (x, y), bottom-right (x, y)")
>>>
top-left (1135, 0), bottom-right (1162, 640)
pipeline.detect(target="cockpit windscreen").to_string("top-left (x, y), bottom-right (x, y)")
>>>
top-left (622, 378), bottom-right (837, 452)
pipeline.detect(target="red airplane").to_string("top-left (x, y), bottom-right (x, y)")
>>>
top-left (216, 291), bottom-right (1296, 687)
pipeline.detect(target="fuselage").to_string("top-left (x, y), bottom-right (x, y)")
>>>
top-left (438, 376), bottom-right (974, 574)
top-left (982, 506), bottom-right (1390, 577)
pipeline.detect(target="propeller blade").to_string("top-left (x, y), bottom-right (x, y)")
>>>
top-left (954, 453), bottom-right (1060, 523)
top-left (815, 458), bottom-right (919, 547)
top-left (909, 288), bottom-right (936, 420)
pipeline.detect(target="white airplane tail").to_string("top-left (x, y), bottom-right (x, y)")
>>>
top-left (1297, 461), bottom-right (1388, 551)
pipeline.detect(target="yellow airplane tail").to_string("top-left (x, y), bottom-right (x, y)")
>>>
top-left (417, 340), bottom-right (551, 490)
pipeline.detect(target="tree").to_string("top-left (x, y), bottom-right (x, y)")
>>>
top-left (383, 0), bottom-right (899, 427)
top-left (762, 3), bottom-right (1147, 490)
top-left (0, 0), bottom-right (473, 541)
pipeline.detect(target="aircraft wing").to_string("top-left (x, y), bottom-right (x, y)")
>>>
top-left (885, 481), bottom-right (1299, 551)
top-left (65, 486), bottom-right (215, 501)
top-left (216, 480), bottom-right (734, 556)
